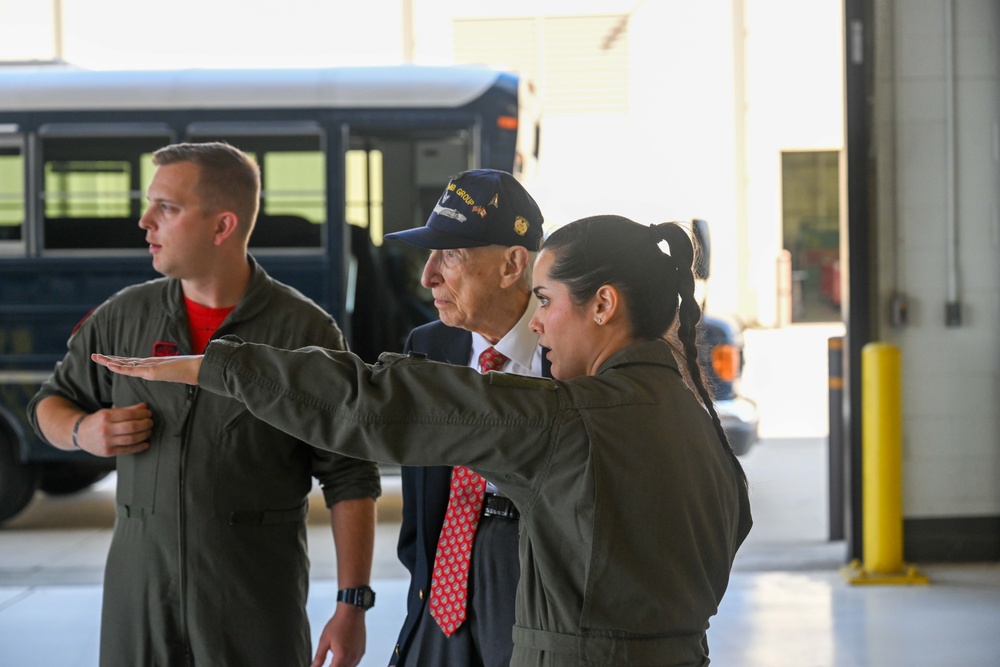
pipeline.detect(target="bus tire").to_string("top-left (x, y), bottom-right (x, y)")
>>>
top-left (0, 432), bottom-right (40, 523)
top-left (39, 462), bottom-right (112, 496)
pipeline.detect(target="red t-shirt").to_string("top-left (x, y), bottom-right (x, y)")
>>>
top-left (184, 296), bottom-right (235, 354)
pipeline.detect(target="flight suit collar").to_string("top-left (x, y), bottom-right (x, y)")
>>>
top-left (595, 338), bottom-right (680, 376)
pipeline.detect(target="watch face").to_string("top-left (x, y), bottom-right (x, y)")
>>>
top-left (340, 586), bottom-right (375, 610)
top-left (360, 588), bottom-right (375, 609)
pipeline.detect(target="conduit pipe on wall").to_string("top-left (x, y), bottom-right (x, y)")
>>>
top-left (944, 0), bottom-right (962, 326)
top-left (875, 0), bottom-right (910, 328)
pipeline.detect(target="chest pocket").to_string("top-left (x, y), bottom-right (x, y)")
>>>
top-left (111, 378), bottom-right (193, 516)
top-left (203, 395), bottom-right (311, 520)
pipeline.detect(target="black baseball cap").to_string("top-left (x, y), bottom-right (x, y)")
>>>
top-left (384, 169), bottom-right (543, 250)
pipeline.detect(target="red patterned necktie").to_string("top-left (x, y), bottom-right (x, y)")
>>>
top-left (428, 346), bottom-right (509, 636)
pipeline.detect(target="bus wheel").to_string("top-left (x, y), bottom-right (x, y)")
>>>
top-left (39, 462), bottom-right (112, 496)
top-left (0, 433), bottom-right (40, 523)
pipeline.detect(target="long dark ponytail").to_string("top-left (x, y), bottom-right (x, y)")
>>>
top-left (542, 215), bottom-right (747, 485)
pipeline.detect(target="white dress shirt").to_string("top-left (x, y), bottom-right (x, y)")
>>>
top-left (469, 293), bottom-right (544, 494)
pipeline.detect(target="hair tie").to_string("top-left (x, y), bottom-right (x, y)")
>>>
top-left (648, 224), bottom-right (672, 256)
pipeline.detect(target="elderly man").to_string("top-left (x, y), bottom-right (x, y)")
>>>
top-left (383, 169), bottom-right (549, 667)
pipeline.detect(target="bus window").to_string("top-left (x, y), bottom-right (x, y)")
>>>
top-left (346, 149), bottom-right (384, 245)
top-left (45, 160), bottom-right (133, 218)
top-left (40, 130), bottom-right (171, 251)
top-left (348, 132), bottom-right (470, 243)
top-left (258, 149), bottom-right (326, 248)
top-left (186, 127), bottom-right (325, 249)
top-left (344, 131), bottom-right (472, 361)
top-left (0, 139), bottom-right (23, 244)
top-left (414, 136), bottom-right (471, 228)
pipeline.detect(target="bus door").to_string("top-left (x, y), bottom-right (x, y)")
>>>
top-left (344, 129), bottom-right (473, 362)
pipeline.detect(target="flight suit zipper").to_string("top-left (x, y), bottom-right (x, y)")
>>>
top-left (179, 384), bottom-right (198, 666)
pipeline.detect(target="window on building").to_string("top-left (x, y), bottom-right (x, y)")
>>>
top-left (453, 14), bottom-right (629, 114)
top-left (781, 150), bottom-right (841, 322)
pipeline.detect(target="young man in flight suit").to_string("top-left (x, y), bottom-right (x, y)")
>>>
top-left (29, 142), bottom-right (380, 667)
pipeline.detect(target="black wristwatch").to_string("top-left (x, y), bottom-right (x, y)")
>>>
top-left (337, 585), bottom-right (376, 611)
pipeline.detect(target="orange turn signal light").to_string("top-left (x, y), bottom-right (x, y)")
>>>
top-left (711, 344), bottom-right (740, 382)
top-left (497, 115), bottom-right (518, 130)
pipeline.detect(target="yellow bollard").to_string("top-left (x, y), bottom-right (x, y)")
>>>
top-left (841, 342), bottom-right (928, 585)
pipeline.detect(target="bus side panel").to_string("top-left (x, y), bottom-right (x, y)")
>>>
top-left (0, 65), bottom-right (533, 517)
top-left (0, 258), bottom-right (158, 461)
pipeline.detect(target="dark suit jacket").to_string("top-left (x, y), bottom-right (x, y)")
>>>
top-left (390, 319), bottom-right (550, 665)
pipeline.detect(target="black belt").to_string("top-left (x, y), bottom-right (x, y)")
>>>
top-left (482, 493), bottom-right (520, 520)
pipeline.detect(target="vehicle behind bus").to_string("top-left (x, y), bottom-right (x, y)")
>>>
top-left (692, 219), bottom-right (759, 457)
top-left (0, 64), bottom-right (540, 522)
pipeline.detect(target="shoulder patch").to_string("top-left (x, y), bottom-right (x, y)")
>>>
top-left (153, 341), bottom-right (180, 357)
top-left (70, 306), bottom-right (99, 336)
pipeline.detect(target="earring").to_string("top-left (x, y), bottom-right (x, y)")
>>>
top-left (595, 317), bottom-right (603, 325)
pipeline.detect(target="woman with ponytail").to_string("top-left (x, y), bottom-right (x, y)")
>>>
top-left (538, 215), bottom-right (749, 485)
top-left (94, 214), bottom-right (752, 667)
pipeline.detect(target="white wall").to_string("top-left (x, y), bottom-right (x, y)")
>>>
top-left (626, 1), bottom-right (741, 316)
top-left (499, 0), bottom-right (846, 324)
top-left (425, 0), bottom-right (845, 324)
top-left (881, 0), bottom-right (1000, 518)
top-left (0, 0), bottom-right (407, 69)
top-left (0, 2), bottom-right (55, 61)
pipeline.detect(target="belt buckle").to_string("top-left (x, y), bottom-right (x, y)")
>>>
top-left (483, 493), bottom-right (519, 520)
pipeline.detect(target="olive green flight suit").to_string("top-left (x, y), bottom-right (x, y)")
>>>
top-left (29, 258), bottom-right (381, 667)
top-left (199, 336), bottom-right (752, 667)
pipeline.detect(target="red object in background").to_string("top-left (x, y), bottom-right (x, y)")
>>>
top-left (830, 260), bottom-right (841, 306)
top-left (820, 260), bottom-right (841, 306)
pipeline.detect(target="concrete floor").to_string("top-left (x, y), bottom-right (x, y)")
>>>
top-left (2, 324), bottom-right (999, 666)
top-left (2, 440), bottom-right (999, 667)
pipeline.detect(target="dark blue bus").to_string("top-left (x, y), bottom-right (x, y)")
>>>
top-left (0, 64), bottom-right (540, 521)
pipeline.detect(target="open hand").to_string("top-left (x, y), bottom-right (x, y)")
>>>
top-left (92, 353), bottom-right (204, 385)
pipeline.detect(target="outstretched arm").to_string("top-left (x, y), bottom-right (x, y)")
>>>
top-left (94, 340), bottom-right (556, 489)
top-left (92, 353), bottom-right (203, 385)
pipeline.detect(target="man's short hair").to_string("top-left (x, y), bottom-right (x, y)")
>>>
top-left (152, 142), bottom-right (261, 236)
